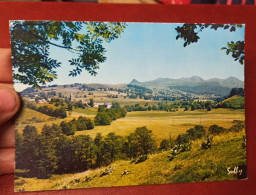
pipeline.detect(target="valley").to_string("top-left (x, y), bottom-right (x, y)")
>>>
top-left (14, 76), bottom-right (246, 192)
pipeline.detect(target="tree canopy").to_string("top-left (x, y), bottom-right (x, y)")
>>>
top-left (175, 24), bottom-right (244, 65)
top-left (10, 21), bottom-right (127, 88)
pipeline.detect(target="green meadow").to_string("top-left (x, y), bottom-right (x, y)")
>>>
top-left (16, 107), bottom-right (244, 145)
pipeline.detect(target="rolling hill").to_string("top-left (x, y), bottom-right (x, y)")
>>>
top-left (216, 95), bottom-right (245, 109)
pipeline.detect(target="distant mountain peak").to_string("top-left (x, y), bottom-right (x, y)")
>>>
top-left (180, 75), bottom-right (204, 82)
top-left (225, 76), bottom-right (241, 81)
top-left (188, 75), bottom-right (204, 82)
top-left (130, 79), bottom-right (140, 84)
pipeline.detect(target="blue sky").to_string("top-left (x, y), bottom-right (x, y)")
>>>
top-left (14, 22), bottom-right (245, 91)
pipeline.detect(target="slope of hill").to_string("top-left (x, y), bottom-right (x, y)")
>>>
top-left (207, 77), bottom-right (244, 88)
top-left (15, 130), bottom-right (246, 191)
top-left (17, 108), bottom-right (52, 124)
top-left (216, 95), bottom-right (245, 109)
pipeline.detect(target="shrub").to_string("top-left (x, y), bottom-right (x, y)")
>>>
top-left (95, 112), bottom-right (112, 125)
top-left (186, 125), bottom-right (206, 140)
top-left (175, 134), bottom-right (190, 145)
top-left (159, 139), bottom-right (171, 151)
top-left (60, 121), bottom-right (76, 136)
top-left (209, 124), bottom-right (226, 135)
top-left (229, 120), bottom-right (245, 132)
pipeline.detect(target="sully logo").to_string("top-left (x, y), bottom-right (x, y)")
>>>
top-left (227, 166), bottom-right (243, 176)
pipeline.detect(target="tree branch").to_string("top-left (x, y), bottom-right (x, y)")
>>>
top-left (17, 25), bottom-right (81, 53)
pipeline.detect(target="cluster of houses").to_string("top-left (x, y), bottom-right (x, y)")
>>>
top-left (27, 92), bottom-right (112, 108)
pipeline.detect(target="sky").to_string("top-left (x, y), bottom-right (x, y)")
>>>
top-left (14, 22), bottom-right (245, 91)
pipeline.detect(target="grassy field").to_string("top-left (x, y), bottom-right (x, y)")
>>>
top-left (16, 107), bottom-right (244, 145)
top-left (75, 108), bottom-right (244, 145)
top-left (15, 130), bottom-right (246, 192)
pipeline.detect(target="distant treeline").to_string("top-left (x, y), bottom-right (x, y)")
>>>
top-left (124, 101), bottom-right (215, 112)
top-left (16, 120), bottom-right (244, 179)
top-left (24, 100), bottom-right (67, 119)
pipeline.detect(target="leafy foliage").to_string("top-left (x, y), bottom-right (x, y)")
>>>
top-left (16, 125), bottom-right (156, 178)
top-left (175, 125), bottom-right (206, 145)
top-left (229, 88), bottom-right (244, 97)
top-left (10, 21), bottom-right (127, 88)
top-left (124, 126), bottom-right (157, 158)
top-left (175, 24), bottom-right (244, 65)
top-left (209, 124), bottom-right (226, 135)
top-left (229, 120), bottom-right (245, 132)
top-left (94, 106), bottom-right (127, 126)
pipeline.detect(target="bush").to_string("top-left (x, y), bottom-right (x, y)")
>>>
top-left (95, 112), bottom-right (112, 125)
top-left (229, 120), bottom-right (245, 132)
top-left (209, 124), bottom-right (226, 135)
top-left (186, 125), bottom-right (206, 140)
top-left (175, 134), bottom-right (190, 145)
top-left (60, 121), bottom-right (76, 136)
top-left (159, 139), bottom-right (171, 151)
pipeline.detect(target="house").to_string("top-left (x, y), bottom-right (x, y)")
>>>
top-left (94, 102), bottom-right (112, 109)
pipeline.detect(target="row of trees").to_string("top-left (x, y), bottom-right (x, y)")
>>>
top-left (16, 125), bottom-right (156, 179)
top-left (24, 100), bottom-right (67, 118)
top-left (94, 105), bottom-right (127, 125)
top-left (159, 120), bottom-right (245, 152)
top-left (123, 101), bottom-right (215, 113)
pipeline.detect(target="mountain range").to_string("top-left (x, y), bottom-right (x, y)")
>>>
top-left (129, 76), bottom-right (243, 97)
top-left (130, 76), bottom-right (244, 89)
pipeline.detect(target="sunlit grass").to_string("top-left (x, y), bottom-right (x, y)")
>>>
top-left (15, 130), bottom-right (246, 192)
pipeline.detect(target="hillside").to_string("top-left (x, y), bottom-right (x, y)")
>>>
top-left (216, 95), bottom-right (245, 109)
top-left (15, 130), bottom-right (246, 191)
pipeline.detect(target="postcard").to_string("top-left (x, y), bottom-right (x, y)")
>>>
top-left (10, 21), bottom-right (246, 192)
